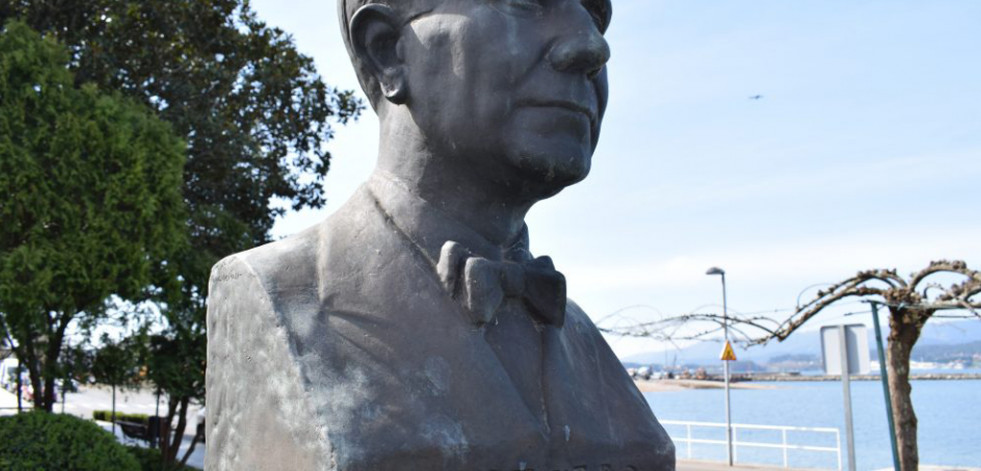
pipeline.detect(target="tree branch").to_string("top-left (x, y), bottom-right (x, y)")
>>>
top-left (908, 260), bottom-right (975, 291)
top-left (598, 261), bottom-right (980, 365)
top-left (767, 285), bottom-right (884, 344)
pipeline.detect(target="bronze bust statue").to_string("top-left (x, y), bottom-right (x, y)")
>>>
top-left (205, 0), bottom-right (675, 469)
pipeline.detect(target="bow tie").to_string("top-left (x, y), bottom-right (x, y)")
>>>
top-left (436, 241), bottom-right (567, 327)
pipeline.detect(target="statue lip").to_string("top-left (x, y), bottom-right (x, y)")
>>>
top-left (516, 99), bottom-right (597, 125)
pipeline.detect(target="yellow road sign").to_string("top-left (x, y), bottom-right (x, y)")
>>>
top-left (720, 341), bottom-right (737, 361)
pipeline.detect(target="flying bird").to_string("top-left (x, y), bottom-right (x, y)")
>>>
top-left (749, 94), bottom-right (764, 100)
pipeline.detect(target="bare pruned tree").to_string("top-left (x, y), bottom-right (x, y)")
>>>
top-left (600, 260), bottom-right (981, 471)
top-left (774, 260), bottom-right (980, 471)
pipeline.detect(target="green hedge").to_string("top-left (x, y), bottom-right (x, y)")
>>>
top-left (125, 445), bottom-right (200, 471)
top-left (93, 410), bottom-right (150, 425)
top-left (0, 411), bottom-right (139, 470)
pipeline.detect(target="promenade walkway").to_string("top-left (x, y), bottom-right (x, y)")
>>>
top-left (0, 386), bottom-right (19, 413)
top-left (678, 460), bottom-right (804, 470)
top-left (678, 460), bottom-right (980, 471)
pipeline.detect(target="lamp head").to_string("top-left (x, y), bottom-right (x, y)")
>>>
top-left (706, 267), bottom-right (725, 276)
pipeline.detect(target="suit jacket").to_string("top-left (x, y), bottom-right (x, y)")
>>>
top-left (205, 173), bottom-right (675, 470)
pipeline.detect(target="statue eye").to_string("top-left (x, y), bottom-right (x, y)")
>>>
top-left (581, 0), bottom-right (611, 34)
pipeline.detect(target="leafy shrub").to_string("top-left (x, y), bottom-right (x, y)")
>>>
top-left (0, 411), bottom-right (139, 470)
top-left (126, 445), bottom-right (200, 471)
top-left (93, 410), bottom-right (150, 425)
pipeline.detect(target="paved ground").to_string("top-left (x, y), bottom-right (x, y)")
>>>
top-left (7, 388), bottom-right (976, 471)
top-left (677, 460), bottom-right (806, 470)
top-left (873, 468), bottom-right (981, 471)
top-left (677, 460), bottom-right (981, 471)
top-left (1, 382), bottom-right (176, 418)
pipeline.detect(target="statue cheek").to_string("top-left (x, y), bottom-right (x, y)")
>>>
top-left (464, 5), bottom-right (545, 81)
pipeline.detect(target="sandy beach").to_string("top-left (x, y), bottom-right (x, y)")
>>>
top-left (634, 379), bottom-right (777, 392)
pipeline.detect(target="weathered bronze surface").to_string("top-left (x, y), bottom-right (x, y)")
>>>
top-left (206, 1), bottom-right (675, 469)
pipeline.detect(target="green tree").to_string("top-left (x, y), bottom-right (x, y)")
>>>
top-left (0, 21), bottom-right (186, 412)
top-left (1, 1), bottom-right (362, 465)
top-left (91, 334), bottom-right (143, 436)
top-left (145, 331), bottom-right (206, 466)
top-left (56, 342), bottom-right (91, 413)
top-left (1, 0), bottom-right (361, 247)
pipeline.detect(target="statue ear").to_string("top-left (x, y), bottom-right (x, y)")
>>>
top-left (350, 4), bottom-right (407, 105)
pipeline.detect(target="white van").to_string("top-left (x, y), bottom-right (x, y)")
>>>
top-left (1, 358), bottom-right (19, 391)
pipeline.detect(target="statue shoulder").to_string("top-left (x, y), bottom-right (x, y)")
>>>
top-left (210, 185), bottom-right (387, 294)
top-left (564, 298), bottom-right (602, 333)
top-left (562, 298), bottom-right (630, 371)
top-left (207, 187), bottom-right (386, 314)
top-left (208, 219), bottom-right (330, 303)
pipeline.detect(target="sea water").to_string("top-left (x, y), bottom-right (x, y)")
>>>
top-left (645, 379), bottom-right (981, 470)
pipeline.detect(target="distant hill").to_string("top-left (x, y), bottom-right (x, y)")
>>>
top-left (915, 320), bottom-right (981, 345)
top-left (623, 328), bottom-right (819, 366)
top-left (911, 340), bottom-right (981, 362)
top-left (622, 319), bottom-right (981, 367)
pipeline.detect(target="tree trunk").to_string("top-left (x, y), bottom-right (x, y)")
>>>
top-left (42, 313), bottom-right (72, 412)
top-left (111, 384), bottom-right (117, 437)
top-left (24, 349), bottom-right (45, 410)
top-left (42, 368), bottom-right (57, 411)
top-left (17, 335), bottom-right (43, 410)
top-left (160, 398), bottom-right (177, 460)
top-left (162, 396), bottom-right (191, 465)
top-left (886, 315), bottom-right (920, 471)
top-left (15, 364), bottom-right (23, 412)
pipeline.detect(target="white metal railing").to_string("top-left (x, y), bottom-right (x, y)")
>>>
top-left (660, 420), bottom-right (842, 470)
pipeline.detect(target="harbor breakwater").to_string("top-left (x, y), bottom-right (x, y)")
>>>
top-left (733, 372), bottom-right (981, 382)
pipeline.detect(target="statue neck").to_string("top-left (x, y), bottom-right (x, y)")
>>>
top-left (373, 115), bottom-right (535, 248)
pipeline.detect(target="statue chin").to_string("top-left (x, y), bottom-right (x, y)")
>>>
top-left (508, 148), bottom-right (591, 198)
top-left (502, 137), bottom-right (594, 200)
top-left (497, 104), bottom-right (597, 197)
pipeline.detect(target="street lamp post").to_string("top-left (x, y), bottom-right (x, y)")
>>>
top-left (706, 266), bottom-right (733, 466)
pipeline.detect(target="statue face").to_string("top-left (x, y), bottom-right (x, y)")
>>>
top-left (400, 0), bottom-right (611, 197)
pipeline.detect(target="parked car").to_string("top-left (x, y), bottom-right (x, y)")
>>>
top-left (0, 358), bottom-right (19, 390)
top-left (635, 366), bottom-right (652, 380)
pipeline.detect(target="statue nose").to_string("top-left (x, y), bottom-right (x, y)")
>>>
top-left (547, 30), bottom-right (610, 78)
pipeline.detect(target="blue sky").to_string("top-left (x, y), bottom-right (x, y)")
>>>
top-left (254, 0), bottom-right (981, 358)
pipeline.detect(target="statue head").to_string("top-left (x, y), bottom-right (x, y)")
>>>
top-left (339, 0), bottom-right (612, 201)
